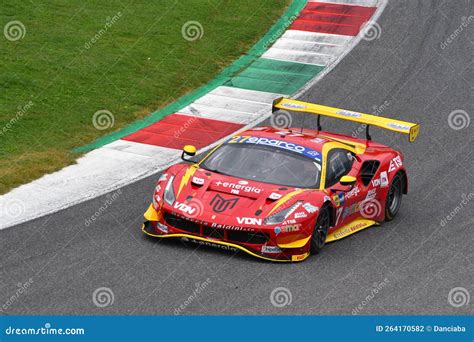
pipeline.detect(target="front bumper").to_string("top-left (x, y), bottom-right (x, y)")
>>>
top-left (142, 205), bottom-right (310, 262)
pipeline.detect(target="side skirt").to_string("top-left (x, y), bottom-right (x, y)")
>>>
top-left (325, 218), bottom-right (379, 243)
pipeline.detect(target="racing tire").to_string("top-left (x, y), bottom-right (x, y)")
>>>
top-left (310, 205), bottom-right (331, 254)
top-left (384, 172), bottom-right (404, 221)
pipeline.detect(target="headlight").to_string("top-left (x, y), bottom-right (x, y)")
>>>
top-left (264, 201), bottom-right (302, 225)
top-left (163, 176), bottom-right (176, 205)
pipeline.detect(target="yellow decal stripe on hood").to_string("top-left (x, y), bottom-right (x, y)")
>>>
top-left (268, 189), bottom-right (306, 215)
top-left (177, 165), bottom-right (198, 197)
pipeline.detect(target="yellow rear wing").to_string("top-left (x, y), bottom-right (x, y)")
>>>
top-left (272, 97), bottom-right (420, 142)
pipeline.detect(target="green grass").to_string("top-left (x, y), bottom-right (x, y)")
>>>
top-left (0, 0), bottom-right (289, 194)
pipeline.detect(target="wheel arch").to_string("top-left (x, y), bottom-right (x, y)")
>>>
top-left (398, 169), bottom-right (408, 194)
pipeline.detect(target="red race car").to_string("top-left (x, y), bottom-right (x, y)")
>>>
top-left (142, 98), bottom-right (420, 262)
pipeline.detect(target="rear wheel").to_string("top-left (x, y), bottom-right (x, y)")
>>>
top-left (385, 172), bottom-right (403, 221)
top-left (310, 206), bottom-right (330, 254)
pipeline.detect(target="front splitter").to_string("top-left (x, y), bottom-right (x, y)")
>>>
top-left (141, 223), bottom-right (309, 263)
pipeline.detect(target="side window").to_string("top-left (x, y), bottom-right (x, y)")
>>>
top-left (360, 160), bottom-right (380, 186)
top-left (325, 149), bottom-right (355, 187)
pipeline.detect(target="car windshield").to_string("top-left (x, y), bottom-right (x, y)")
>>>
top-left (200, 143), bottom-right (321, 188)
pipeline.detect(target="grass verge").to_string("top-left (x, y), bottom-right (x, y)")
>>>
top-left (0, 0), bottom-right (289, 194)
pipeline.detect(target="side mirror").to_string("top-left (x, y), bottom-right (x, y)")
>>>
top-left (339, 175), bottom-right (356, 187)
top-left (181, 145), bottom-right (197, 162)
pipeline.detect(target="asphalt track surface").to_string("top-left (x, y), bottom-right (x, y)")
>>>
top-left (1, 0), bottom-right (473, 315)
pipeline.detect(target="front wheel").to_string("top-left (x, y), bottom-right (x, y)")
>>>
top-left (384, 172), bottom-right (403, 221)
top-left (310, 206), bottom-right (331, 254)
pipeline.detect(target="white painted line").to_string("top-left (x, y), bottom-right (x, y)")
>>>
top-left (192, 93), bottom-right (271, 114)
top-left (178, 104), bottom-right (258, 124)
top-left (209, 86), bottom-right (283, 104)
top-left (263, 47), bottom-right (332, 66)
top-left (281, 30), bottom-right (352, 46)
top-left (272, 37), bottom-right (346, 55)
top-left (0, 141), bottom-right (179, 230)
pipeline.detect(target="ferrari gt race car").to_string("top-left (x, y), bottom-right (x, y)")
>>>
top-left (142, 98), bottom-right (420, 262)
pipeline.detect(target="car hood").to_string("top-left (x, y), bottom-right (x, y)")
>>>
top-left (169, 165), bottom-right (323, 223)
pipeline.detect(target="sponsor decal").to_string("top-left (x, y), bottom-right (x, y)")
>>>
top-left (156, 222), bottom-right (168, 234)
top-left (210, 194), bottom-right (239, 213)
top-left (311, 138), bottom-right (327, 144)
top-left (282, 224), bottom-right (301, 233)
top-left (388, 155), bottom-right (402, 172)
top-left (261, 245), bottom-right (282, 254)
top-left (192, 177), bottom-right (205, 186)
top-left (387, 123), bottom-right (409, 131)
top-left (380, 171), bottom-right (389, 187)
top-left (302, 203), bottom-right (318, 213)
top-left (336, 109), bottom-right (362, 118)
top-left (158, 173), bottom-right (168, 182)
top-left (269, 192), bottom-right (282, 200)
top-left (237, 217), bottom-right (262, 226)
top-left (291, 253), bottom-right (308, 261)
top-left (294, 212), bottom-right (307, 219)
top-left (281, 102), bottom-right (306, 110)
top-left (283, 219), bottom-right (296, 225)
top-left (228, 136), bottom-right (321, 161)
top-left (174, 202), bottom-right (197, 215)
top-left (333, 193), bottom-right (345, 207)
top-left (192, 176), bottom-right (205, 185)
top-left (215, 180), bottom-right (261, 194)
top-left (344, 186), bottom-right (360, 199)
top-left (366, 189), bottom-right (377, 200)
top-left (153, 194), bottom-right (161, 206)
top-left (274, 226), bottom-right (281, 235)
top-left (186, 239), bottom-right (238, 252)
top-left (334, 222), bottom-right (367, 239)
top-left (156, 184), bottom-right (162, 192)
top-left (341, 201), bottom-right (367, 220)
top-left (372, 178), bottom-right (380, 187)
top-left (211, 222), bottom-right (254, 232)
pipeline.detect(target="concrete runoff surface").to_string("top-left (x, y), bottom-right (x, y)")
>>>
top-left (0, 0), bottom-right (473, 315)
